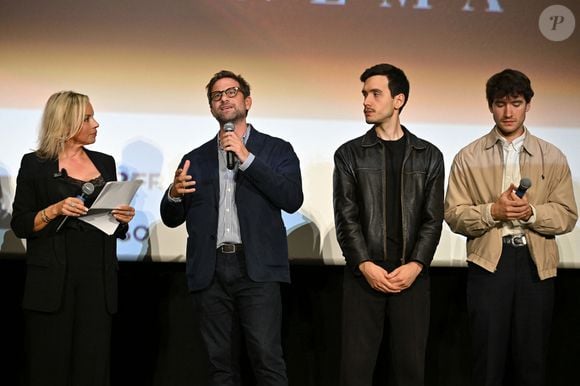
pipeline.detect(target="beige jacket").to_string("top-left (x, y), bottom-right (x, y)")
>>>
top-left (445, 128), bottom-right (577, 279)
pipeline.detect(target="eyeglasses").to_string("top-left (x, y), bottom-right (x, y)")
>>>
top-left (210, 87), bottom-right (240, 102)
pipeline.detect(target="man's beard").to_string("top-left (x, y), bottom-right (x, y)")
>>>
top-left (213, 108), bottom-right (247, 125)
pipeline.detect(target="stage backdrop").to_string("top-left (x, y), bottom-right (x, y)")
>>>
top-left (1, 0), bottom-right (578, 265)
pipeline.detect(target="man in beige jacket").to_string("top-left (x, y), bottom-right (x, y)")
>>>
top-left (445, 69), bottom-right (577, 386)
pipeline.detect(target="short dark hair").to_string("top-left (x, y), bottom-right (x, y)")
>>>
top-left (360, 63), bottom-right (410, 113)
top-left (206, 70), bottom-right (251, 104)
top-left (486, 69), bottom-right (534, 108)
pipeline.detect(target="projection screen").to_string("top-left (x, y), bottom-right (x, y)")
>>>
top-left (1, 0), bottom-right (578, 266)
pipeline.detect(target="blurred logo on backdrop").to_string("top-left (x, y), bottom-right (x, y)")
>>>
top-left (115, 139), bottom-right (165, 261)
top-left (539, 5), bottom-right (575, 42)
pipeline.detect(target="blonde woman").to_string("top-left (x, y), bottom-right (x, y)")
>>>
top-left (11, 91), bottom-right (135, 386)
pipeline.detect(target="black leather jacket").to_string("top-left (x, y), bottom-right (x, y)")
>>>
top-left (333, 126), bottom-right (444, 272)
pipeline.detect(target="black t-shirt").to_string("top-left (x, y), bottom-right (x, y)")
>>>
top-left (380, 134), bottom-right (405, 271)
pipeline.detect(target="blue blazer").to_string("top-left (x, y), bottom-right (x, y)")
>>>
top-left (160, 127), bottom-right (303, 291)
top-left (11, 149), bottom-right (124, 313)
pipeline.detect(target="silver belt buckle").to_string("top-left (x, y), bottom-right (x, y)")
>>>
top-left (512, 235), bottom-right (526, 246)
top-left (220, 244), bottom-right (236, 253)
top-left (506, 235), bottom-right (528, 247)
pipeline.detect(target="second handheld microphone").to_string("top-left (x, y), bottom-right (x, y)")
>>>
top-left (515, 178), bottom-right (532, 198)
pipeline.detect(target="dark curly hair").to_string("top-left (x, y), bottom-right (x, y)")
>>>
top-left (486, 69), bottom-right (534, 108)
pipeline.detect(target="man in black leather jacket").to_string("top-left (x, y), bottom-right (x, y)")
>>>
top-left (333, 63), bottom-right (444, 386)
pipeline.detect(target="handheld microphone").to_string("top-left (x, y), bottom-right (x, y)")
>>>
top-left (56, 182), bottom-right (95, 232)
top-left (224, 122), bottom-right (236, 170)
top-left (515, 177), bottom-right (532, 198)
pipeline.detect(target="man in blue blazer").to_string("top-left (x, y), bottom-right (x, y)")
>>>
top-left (160, 70), bottom-right (303, 386)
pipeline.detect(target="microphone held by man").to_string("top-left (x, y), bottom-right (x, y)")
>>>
top-left (224, 122), bottom-right (236, 169)
top-left (515, 177), bottom-right (532, 198)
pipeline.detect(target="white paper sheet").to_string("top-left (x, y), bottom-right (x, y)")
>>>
top-left (79, 180), bottom-right (143, 235)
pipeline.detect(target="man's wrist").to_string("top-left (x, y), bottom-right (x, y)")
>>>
top-left (239, 153), bottom-right (255, 171)
top-left (486, 203), bottom-right (499, 225)
top-left (408, 261), bottom-right (423, 273)
top-left (521, 204), bottom-right (536, 223)
top-left (167, 184), bottom-right (182, 203)
top-left (358, 260), bottom-right (372, 273)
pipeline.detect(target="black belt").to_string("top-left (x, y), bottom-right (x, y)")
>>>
top-left (502, 234), bottom-right (527, 247)
top-left (217, 243), bottom-right (243, 254)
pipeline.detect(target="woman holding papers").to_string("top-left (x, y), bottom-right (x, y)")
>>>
top-left (11, 91), bottom-right (135, 386)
